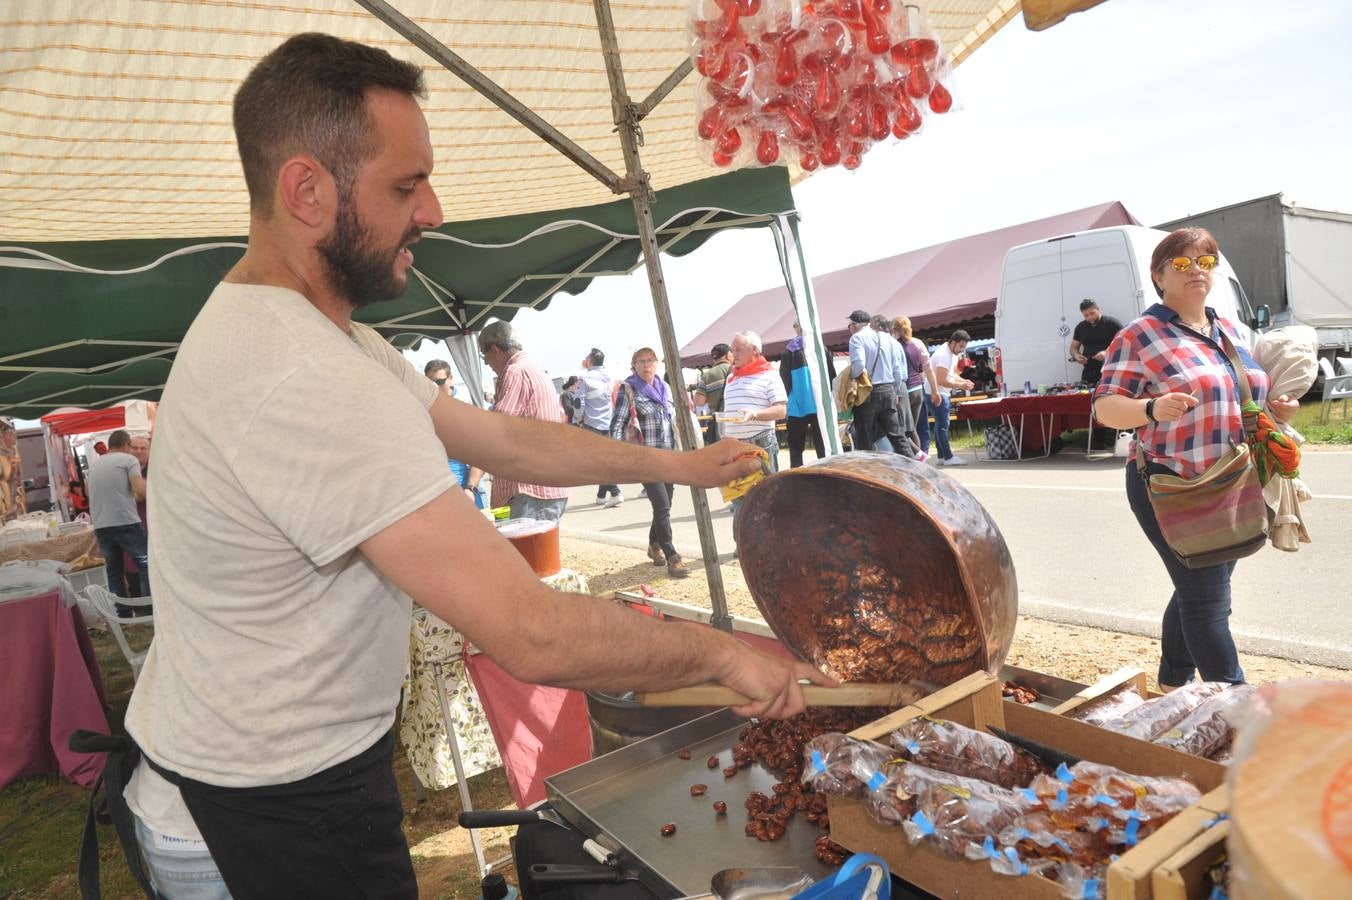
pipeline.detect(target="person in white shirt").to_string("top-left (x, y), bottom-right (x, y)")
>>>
top-left (924, 329), bottom-right (976, 466)
top-left (721, 331), bottom-right (786, 541)
top-left (116, 33), bottom-right (831, 900)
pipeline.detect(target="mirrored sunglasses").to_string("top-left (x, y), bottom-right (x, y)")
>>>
top-left (1169, 255), bottom-right (1219, 272)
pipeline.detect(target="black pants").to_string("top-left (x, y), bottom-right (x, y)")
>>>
top-left (584, 426), bottom-right (620, 498)
top-left (151, 732), bottom-right (416, 899)
top-left (1081, 360), bottom-right (1104, 386)
top-left (851, 385), bottom-right (909, 455)
top-left (785, 414), bottom-right (825, 468)
top-left (643, 482), bottom-right (678, 559)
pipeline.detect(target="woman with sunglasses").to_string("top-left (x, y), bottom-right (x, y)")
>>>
top-left (611, 348), bottom-right (689, 578)
top-left (1093, 228), bottom-right (1298, 690)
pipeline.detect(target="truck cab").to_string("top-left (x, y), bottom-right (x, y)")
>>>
top-left (994, 226), bottom-right (1254, 393)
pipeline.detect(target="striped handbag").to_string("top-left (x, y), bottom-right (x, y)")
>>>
top-left (1138, 329), bottom-right (1268, 569)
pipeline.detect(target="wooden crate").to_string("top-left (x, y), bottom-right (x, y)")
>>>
top-left (828, 672), bottom-right (1226, 900)
top-left (1050, 667), bottom-right (1149, 717)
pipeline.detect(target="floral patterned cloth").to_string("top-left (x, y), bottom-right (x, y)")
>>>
top-left (400, 568), bottom-right (588, 790)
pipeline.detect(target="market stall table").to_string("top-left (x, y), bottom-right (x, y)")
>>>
top-left (957, 392), bottom-right (1101, 459)
top-left (0, 524), bottom-right (103, 570)
top-left (0, 586), bottom-right (110, 789)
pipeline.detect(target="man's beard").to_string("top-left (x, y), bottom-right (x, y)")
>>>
top-left (316, 200), bottom-right (419, 309)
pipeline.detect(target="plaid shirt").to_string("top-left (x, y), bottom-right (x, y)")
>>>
top-left (1095, 303), bottom-right (1269, 478)
top-left (490, 351), bottom-right (569, 506)
top-left (611, 381), bottom-right (673, 449)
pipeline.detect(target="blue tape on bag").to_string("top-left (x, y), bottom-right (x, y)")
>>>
top-left (810, 750), bottom-right (825, 775)
top-left (1022, 787), bottom-right (1037, 803)
top-left (1203, 813), bottom-right (1230, 828)
top-left (867, 771), bottom-right (886, 793)
top-left (1092, 794), bottom-right (1119, 807)
top-left (1011, 827), bottom-right (1030, 841)
top-left (1091, 817), bottom-right (1109, 832)
top-left (1049, 787), bottom-right (1068, 810)
top-left (1083, 878), bottom-right (1100, 899)
top-left (1056, 762), bottom-right (1074, 783)
top-left (983, 837), bottom-right (998, 860)
top-left (1004, 847), bottom-right (1028, 877)
top-left (906, 739), bottom-right (921, 755)
top-left (1124, 816), bottom-right (1141, 846)
top-left (910, 810), bottom-right (935, 837)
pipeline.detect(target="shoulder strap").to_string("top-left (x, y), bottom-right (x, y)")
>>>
top-left (1216, 327), bottom-right (1257, 440)
top-left (868, 333), bottom-right (883, 379)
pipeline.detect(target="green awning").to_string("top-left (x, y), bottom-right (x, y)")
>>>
top-left (0, 166), bottom-right (795, 417)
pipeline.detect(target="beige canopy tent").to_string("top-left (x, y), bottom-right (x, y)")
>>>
top-left (0, 0), bottom-right (1044, 243)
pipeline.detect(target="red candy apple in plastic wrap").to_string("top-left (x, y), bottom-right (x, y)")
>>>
top-left (689, 0), bottom-right (959, 172)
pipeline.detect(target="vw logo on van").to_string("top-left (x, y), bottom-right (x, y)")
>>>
top-left (1057, 322), bottom-right (1071, 337)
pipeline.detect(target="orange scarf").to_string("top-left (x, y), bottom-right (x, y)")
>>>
top-left (727, 357), bottom-right (771, 382)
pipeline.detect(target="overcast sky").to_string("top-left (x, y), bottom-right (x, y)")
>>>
top-left (406, 0), bottom-right (1352, 388)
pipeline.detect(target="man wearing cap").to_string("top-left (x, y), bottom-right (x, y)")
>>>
top-left (695, 342), bottom-right (733, 445)
top-left (846, 310), bottom-right (909, 455)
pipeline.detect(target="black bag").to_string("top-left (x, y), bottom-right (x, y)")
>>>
top-left (985, 424), bottom-right (1018, 460)
top-left (68, 730), bottom-right (159, 899)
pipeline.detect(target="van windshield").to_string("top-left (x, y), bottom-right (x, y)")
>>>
top-left (1227, 277), bottom-right (1255, 324)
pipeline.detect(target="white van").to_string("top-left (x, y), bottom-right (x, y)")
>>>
top-left (993, 225), bottom-right (1257, 393)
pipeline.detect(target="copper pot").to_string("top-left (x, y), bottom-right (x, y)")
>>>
top-left (736, 452), bottom-right (1017, 686)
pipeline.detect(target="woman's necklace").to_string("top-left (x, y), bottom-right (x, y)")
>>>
top-left (1181, 318), bottom-right (1211, 338)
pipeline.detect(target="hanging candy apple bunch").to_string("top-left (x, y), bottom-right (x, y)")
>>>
top-left (690, 0), bottom-right (957, 172)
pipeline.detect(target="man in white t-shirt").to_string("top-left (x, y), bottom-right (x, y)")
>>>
top-left (115, 33), bottom-right (830, 900)
top-left (721, 331), bottom-right (786, 541)
top-left (924, 329), bottom-right (976, 466)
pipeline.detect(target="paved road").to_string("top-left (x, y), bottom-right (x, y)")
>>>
top-left (558, 447), bottom-right (1352, 669)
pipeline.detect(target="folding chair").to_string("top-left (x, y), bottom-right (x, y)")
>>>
top-left (83, 584), bottom-right (154, 681)
top-left (1318, 358), bottom-right (1352, 423)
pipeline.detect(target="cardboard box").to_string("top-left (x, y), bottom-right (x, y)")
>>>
top-left (1051, 667), bottom-right (1149, 717)
top-left (828, 673), bottom-right (1226, 900)
top-left (1149, 818), bottom-right (1229, 900)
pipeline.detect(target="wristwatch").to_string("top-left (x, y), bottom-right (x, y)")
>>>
top-left (1144, 398), bottom-right (1157, 424)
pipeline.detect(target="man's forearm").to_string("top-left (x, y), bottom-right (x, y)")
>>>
top-left (504, 588), bottom-right (739, 691)
top-left (433, 395), bottom-right (684, 487)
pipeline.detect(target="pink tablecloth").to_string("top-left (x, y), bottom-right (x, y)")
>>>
top-left (0, 588), bottom-right (110, 789)
top-left (464, 602), bottom-right (796, 809)
top-left (959, 392), bottom-right (1094, 453)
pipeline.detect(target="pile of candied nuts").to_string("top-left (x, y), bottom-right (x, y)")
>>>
top-left (666, 708), bottom-right (881, 865)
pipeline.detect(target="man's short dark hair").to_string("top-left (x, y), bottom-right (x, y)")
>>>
top-left (586, 348), bottom-right (605, 367)
top-left (234, 33), bottom-right (426, 216)
top-left (710, 343), bottom-right (731, 360)
top-left (949, 329), bottom-right (971, 344)
top-left (108, 430), bottom-right (132, 450)
top-left (1079, 299), bottom-right (1099, 312)
top-left (423, 359), bottom-right (451, 377)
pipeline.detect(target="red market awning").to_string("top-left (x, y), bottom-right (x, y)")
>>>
top-left (681, 200), bottom-right (1140, 366)
top-left (40, 408), bottom-right (127, 438)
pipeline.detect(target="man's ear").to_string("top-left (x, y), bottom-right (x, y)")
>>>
top-left (276, 155), bottom-right (333, 230)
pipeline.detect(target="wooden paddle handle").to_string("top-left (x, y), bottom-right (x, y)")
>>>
top-left (634, 682), bottom-right (922, 708)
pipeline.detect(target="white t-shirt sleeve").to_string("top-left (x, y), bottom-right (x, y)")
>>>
top-left (232, 358), bottom-right (456, 567)
top-left (350, 323), bottom-right (440, 411)
top-left (768, 372), bottom-right (787, 405)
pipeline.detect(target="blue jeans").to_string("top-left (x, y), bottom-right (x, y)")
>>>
top-left (1125, 462), bottom-right (1244, 686)
top-left (96, 523), bottom-right (150, 598)
top-left (921, 395), bottom-right (954, 460)
top-left (508, 494), bottom-right (567, 521)
top-left (134, 817), bottom-right (231, 900)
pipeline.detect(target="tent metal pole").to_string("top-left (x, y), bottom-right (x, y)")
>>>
top-left (352, 0), bottom-right (627, 194)
top-left (592, 0), bottom-right (734, 633)
top-left (636, 59), bottom-right (693, 120)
